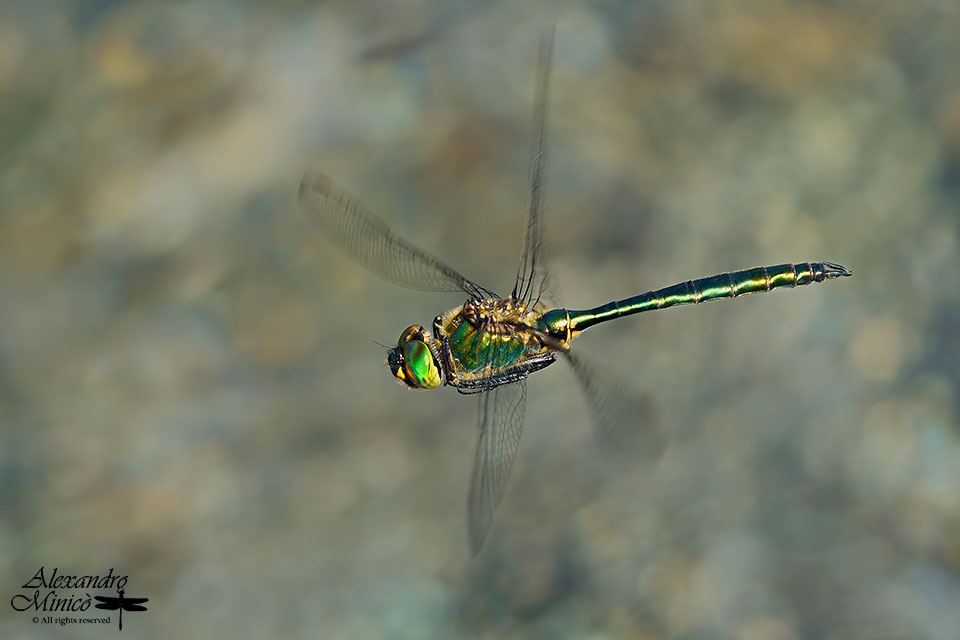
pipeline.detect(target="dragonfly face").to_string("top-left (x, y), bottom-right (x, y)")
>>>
top-left (388, 324), bottom-right (442, 389)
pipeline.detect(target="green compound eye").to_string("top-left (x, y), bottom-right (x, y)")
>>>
top-left (398, 324), bottom-right (427, 346)
top-left (387, 325), bottom-right (441, 389)
top-left (400, 340), bottom-right (441, 389)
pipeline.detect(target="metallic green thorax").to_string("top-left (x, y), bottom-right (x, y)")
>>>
top-left (537, 262), bottom-right (851, 340)
top-left (448, 311), bottom-right (533, 373)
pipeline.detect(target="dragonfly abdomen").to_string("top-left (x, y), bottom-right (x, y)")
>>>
top-left (561, 262), bottom-right (851, 335)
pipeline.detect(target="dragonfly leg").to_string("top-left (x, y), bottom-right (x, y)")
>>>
top-left (433, 314), bottom-right (447, 357)
top-left (453, 353), bottom-right (557, 395)
top-left (437, 332), bottom-right (461, 387)
top-left (455, 376), bottom-right (527, 395)
top-left (524, 323), bottom-right (569, 352)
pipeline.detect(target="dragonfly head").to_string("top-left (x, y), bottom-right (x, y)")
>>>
top-left (387, 325), bottom-right (442, 390)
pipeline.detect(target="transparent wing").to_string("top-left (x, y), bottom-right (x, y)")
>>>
top-left (467, 379), bottom-right (526, 554)
top-left (298, 172), bottom-right (497, 299)
top-left (358, 2), bottom-right (487, 62)
top-left (512, 29), bottom-right (554, 307)
top-left (565, 350), bottom-right (665, 463)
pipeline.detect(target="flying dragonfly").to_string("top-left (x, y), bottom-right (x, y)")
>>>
top-left (299, 32), bottom-right (851, 554)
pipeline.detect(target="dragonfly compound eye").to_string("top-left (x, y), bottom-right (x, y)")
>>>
top-left (400, 340), bottom-right (441, 389)
top-left (398, 324), bottom-right (427, 346)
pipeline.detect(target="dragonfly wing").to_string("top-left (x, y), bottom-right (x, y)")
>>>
top-left (564, 351), bottom-right (665, 462)
top-left (512, 30), bottom-right (555, 307)
top-left (298, 172), bottom-right (496, 299)
top-left (123, 604), bottom-right (148, 611)
top-left (467, 379), bottom-right (526, 554)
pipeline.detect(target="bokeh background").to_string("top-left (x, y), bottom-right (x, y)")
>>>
top-left (2, 0), bottom-right (959, 638)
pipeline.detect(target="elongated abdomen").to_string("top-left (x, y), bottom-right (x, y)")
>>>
top-left (543, 262), bottom-right (851, 337)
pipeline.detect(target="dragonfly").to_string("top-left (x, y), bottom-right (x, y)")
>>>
top-left (298, 32), bottom-right (851, 554)
top-left (93, 590), bottom-right (149, 631)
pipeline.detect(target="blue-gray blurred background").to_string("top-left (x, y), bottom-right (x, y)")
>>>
top-left (2, 0), bottom-right (959, 638)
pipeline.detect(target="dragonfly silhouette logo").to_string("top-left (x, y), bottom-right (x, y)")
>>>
top-left (10, 566), bottom-right (149, 631)
top-left (93, 590), bottom-right (150, 631)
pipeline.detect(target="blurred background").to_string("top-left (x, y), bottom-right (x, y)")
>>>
top-left (1, 0), bottom-right (959, 638)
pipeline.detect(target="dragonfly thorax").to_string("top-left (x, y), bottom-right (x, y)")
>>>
top-left (461, 297), bottom-right (540, 333)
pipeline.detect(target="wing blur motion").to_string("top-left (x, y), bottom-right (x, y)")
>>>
top-left (467, 380), bottom-right (527, 554)
top-left (298, 172), bottom-right (496, 300)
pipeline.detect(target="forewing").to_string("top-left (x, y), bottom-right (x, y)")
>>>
top-left (512, 30), bottom-right (555, 307)
top-left (94, 597), bottom-right (120, 610)
top-left (298, 172), bottom-right (496, 299)
top-left (467, 380), bottom-right (527, 554)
